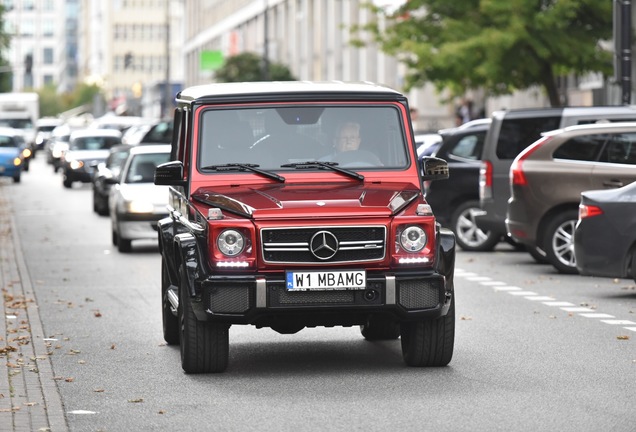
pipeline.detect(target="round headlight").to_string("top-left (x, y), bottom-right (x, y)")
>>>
top-left (400, 226), bottom-right (427, 252)
top-left (217, 229), bottom-right (245, 256)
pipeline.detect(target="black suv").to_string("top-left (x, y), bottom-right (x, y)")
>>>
top-left (424, 118), bottom-right (499, 251)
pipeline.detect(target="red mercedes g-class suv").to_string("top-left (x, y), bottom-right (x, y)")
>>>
top-left (155, 81), bottom-right (456, 373)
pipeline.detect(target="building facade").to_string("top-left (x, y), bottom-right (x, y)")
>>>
top-left (2, 0), bottom-right (77, 92)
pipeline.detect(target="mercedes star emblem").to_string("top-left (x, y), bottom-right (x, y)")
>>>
top-left (309, 231), bottom-right (339, 260)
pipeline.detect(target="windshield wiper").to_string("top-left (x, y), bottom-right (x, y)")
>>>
top-left (280, 161), bottom-right (364, 182)
top-left (200, 163), bottom-right (285, 183)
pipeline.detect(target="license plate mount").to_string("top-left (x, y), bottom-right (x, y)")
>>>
top-left (285, 270), bottom-right (366, 291)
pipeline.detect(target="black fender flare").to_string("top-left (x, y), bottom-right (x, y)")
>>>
top-left (435, 225), bottom-right (456, 314)
top-left (174, 233), bottom-right (201, 298)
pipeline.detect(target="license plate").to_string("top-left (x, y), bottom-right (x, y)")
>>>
top-left (286, 270), bottom-right (366, 291)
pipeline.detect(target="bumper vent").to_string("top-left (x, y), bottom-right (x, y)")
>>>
top-left (398, 279), bottom-right (440, 309)
top-left (209, 285), bottom-right (251, 313)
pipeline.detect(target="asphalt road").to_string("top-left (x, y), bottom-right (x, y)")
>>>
top-left (4, 154), bottom-right (636, 432)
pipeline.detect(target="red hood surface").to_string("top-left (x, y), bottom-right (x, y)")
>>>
top-left (191, 182), bottom-right (421, 219)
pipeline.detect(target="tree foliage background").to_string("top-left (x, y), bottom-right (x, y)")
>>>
top-left (214, 52), bottom-right (296, 82)
top-left (355, 0), bottom-right (614, 107)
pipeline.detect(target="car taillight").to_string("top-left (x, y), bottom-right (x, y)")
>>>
top-left (510, 136), bottom-right (551, 187)
top-left (479, 160), bottom-right (493, 199)
top-left (578, 204), bottom-right (603, 219)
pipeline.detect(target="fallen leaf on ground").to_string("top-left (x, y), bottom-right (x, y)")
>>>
top-left (128, 398), bottom-right (144, 403)
top-left (617, 335), bottom-right (630, 340)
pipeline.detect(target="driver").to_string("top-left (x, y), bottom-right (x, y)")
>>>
top-left (334, 121), bottom-right (362, 153)
top-left (320, 121), bottom-right (382, 166)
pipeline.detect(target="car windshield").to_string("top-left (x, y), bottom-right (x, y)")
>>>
top-left (0, 135), bottom-right (18, 148)
top-left (70, 136), bottom-right (121, 151)
top-left (125, 152), bottom-right (171, 183)
top-left (198, 105), bottom-right (409, 171)
top-left (0, 118), bottom-right (33, 129)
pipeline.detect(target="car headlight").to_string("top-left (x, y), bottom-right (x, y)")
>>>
top-left (22, 148), bottom-right (32, 158)
top-left (13, 157), bottom-right (22, 167)
top-left (125, 200), bottom-right (154, 213)
top-left (217, 229), bottom-right (245, 257)
top-left (69, 160), bottom-right (84, 170)
top-left (399, 226), bottom-right (427, 252)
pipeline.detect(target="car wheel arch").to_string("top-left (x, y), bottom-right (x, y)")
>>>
top-left (535, 203), bottom-right (580, 251)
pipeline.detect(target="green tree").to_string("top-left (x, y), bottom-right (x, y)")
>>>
top-left (355, 0), bottom-right (613, 107)
top-left (214, 52), bottom-right (296, 82)
top-left (0, 4), bottom-right (13, 92)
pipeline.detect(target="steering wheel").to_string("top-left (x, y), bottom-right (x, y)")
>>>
top-left (332, 150), bottom-right (382, 167)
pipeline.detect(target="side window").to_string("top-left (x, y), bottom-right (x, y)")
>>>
top-left (496, 116), bottom-right (561, 159)
top-left (449, 131), bottom-right (485, 160)
top-left (599, 133), bottom-right (636, 164)
top-left (553, 135), bottom-right (605, 161)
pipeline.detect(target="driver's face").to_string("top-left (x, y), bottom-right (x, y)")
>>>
top-left (335, 124), bottom-right (361, 152)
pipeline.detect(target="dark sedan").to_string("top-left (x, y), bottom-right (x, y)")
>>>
top-left (92, 144), bottom-right (132, 215)
top-left (574, 180), bottom-right (636, 282)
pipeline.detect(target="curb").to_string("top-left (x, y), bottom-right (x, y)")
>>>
top-left (0, 181), bottom-right (69, 432)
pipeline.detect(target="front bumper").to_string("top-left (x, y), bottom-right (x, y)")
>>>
top-left (189, 270), bottom-right (451, 327)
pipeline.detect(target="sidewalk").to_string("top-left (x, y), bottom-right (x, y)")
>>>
top-left (0, 181), bottom-right (68, 432)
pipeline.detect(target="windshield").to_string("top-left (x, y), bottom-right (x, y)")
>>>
top-left (125, 152), bottom-right (171, 183)
top-left (70, 136), bottom-right (121, 151)
top-left (198, 105), bottom-right (409, 171)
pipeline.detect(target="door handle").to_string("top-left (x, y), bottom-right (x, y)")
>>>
top-left (603, 179), bottom-right (624, 188)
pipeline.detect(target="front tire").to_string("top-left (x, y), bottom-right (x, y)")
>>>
top-left (400, 294), bottom-right (455, 367)
top-left (542, 210), bottom-right (578, 274)
top-left (451, 200), bottom-right (499, 252)
top-left (179, 268), bottom-right (229, 373)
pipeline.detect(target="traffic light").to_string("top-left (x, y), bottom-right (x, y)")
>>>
top-left (124, 52), bottom-right (133, 69)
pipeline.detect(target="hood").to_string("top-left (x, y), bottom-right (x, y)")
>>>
top-left (192, 182), bottom-right (421, 219)
top-left (0, 147), bottom-right (21, 160)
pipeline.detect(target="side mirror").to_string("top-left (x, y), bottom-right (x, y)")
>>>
top-left (155, 160), bottom-right (186, 186)
top-left (420, 156), bottom-right (449, 181)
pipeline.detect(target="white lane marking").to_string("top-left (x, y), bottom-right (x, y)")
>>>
top-left (454, 267), bottom-right (633, 331)
top-left (493, 286), bottom-right (523, 291)
top-left (561, 307), bottom-right (596, 312)
top-left (580, 313), bottom-right (615, 318)
top-left (67, 410), bottom-right (98, 415)
top-left (600, 320), bottom-right (636, 325)
top-left (543, 301), bottom-right (575, 307)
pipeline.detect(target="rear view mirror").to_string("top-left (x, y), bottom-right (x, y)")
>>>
top-left (155, 160), bottom-right (186, 186)
top-left (420, 156), bottom-right (449, 181)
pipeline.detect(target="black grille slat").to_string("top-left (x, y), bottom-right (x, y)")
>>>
top-left (262, 226), bottom-right (386, 264)
top-left (209, 286), bottom-right (251, 313)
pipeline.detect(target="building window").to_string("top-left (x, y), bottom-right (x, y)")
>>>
top-left (22, 0), bottom-right (34, 10)
top-left (19, 20), bottom-right (34, 37)
top-left (43, 75), bottom-right (53, 85)
top-left (43, 48), bottom-right (54, 65)
top-left (43, 21), bottom-right (54, 37)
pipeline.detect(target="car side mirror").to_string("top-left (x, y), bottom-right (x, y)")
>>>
top-left (420, 156), bottom-right (449, 181)
top-left (155, 160), bottom-right (186, 186)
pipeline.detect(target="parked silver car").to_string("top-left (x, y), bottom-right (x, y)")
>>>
top-left (109, 144), bottom-right (171, 252)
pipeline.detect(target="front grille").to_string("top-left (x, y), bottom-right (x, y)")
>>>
top-left (209, 285), bottom-right (251, 313)
top-left (269, 284), bottom-right (356, 306)
top-left (397, 279), bottom-right (441, 309)
top-left (261, 226), bottom-right (386, 264)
